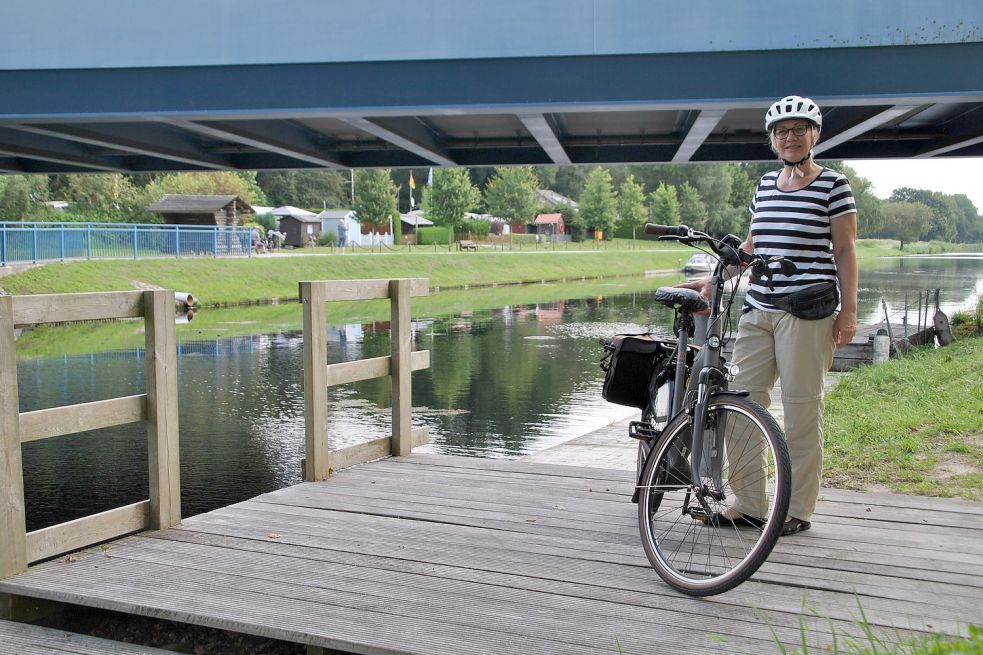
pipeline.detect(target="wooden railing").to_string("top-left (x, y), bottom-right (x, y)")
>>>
top-left (299, 278), bottom-right (431, 480)
top-left (0, 278), bottom-right (429, 580)
top-left (0, 290), bottom-right (181, 580)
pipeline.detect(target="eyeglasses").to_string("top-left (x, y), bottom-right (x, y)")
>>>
top-left (774, 125), bottom-right (811, 140)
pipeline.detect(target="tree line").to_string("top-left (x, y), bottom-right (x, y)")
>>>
top-left (0, 162), bottom-right (980, 245)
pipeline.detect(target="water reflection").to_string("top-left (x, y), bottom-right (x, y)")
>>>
top-left (17, 255), bottom-right (983, 530)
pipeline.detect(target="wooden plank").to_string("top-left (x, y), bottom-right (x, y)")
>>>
top-left (325, 350), bottom-right (429, 386)
top-left (143, 290), bottom-right (181, 530)
top-left (328, 427), bottom-right (429, 470)
top-left (0, 295), bottom-right (27, 579)
top-left (12, 291), bottom-right (143, 325)
top-left (2, 455), bottom-right (980, 654)
top-left (300, 277), bottom-right (428, 303)
top-left (26, 501), bottom-right (150, 564)
top-left (300, 281), bottom-right (330, 481)
top-left (19, 395), bottom-right (147, 444)
top-left (67, 538), bottom-right (758, 654)
top-left (390, 279), bottom-right (412, 456)
top-left (0, 619), bottom-right (175, 654)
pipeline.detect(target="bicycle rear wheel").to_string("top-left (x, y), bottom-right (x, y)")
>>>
top-left (637, 393), bottom-right (790, 596)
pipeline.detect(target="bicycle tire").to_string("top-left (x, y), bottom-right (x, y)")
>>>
top-left (636, 393), bottom-right (791, 596)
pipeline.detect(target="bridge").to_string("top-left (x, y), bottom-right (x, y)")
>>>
top-left (2, 0), bottom-right (983, 174)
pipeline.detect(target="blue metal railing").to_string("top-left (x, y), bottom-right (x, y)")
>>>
top-left (0, 222), bottom-right (253, 266)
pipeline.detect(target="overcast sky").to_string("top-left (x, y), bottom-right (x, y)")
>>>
top-left (843, 158), bottom-right (983, 211)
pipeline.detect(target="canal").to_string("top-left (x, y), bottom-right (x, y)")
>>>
top-left (16, 254), bottom-right (983, 531)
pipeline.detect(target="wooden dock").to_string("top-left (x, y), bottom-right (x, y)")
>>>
top-left (1, 454), bottom-right (981, 654)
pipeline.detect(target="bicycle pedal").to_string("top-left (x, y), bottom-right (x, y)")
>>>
top-left (628, 421), bottom-right (660, 441)
top-left (689, 507), bottom-right (710, 523)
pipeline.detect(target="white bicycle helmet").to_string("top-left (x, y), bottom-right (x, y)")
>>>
top-left (764, 95), bottom-right (822, 131)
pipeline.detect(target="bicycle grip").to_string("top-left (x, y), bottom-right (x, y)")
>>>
top-left (644, 223), bottom-right (689, 237)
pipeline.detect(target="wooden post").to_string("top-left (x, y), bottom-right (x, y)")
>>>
top-left (390, 279), bottom-right (412, 456)
top-left (300, 282), bottom-right (330, 480)
top-left (143, 290), bottom-right (181, 530)
top-left (0, 295), bottom-right (27, 578)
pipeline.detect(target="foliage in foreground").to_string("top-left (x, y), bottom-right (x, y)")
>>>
top-left (823, 336), bottom-right (983, 499)
top-left (759, 599), bottom-right (982, 655)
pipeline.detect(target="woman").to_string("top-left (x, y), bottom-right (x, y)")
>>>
top-left (686, 95), bottom-right (858, 536)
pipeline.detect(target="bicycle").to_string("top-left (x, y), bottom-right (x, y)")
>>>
top-left (600, 223), bottom-right (793, 596)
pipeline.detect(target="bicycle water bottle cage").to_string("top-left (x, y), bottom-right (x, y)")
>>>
top-left (654, 287), bottom-right (710, 314)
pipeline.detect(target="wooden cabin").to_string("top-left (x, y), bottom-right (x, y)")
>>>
top-left (147, 195), bottom-right (252, 227)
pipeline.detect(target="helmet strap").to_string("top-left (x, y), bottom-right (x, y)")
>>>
top-left (783, 151), bottom-right (813, 178)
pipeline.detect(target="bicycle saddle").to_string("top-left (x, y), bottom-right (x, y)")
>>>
top-left (654, 287), bottom-right (710, 313)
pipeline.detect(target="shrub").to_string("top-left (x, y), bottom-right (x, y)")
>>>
top-left (417, 226), bottom-right (451, 245)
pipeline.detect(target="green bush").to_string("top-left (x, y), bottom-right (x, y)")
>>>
top-left (417, 226), bottom-right (451, 245)
top-left (461, 219), bottom-right (490, 238)
top-left (318, 230), bottom-right (338, 247)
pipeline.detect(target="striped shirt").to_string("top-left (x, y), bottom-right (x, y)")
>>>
top-left (745, 168), bottom-right (856, 312)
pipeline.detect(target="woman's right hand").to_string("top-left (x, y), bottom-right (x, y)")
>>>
top-left (675, 276), bottom-right (713, 315)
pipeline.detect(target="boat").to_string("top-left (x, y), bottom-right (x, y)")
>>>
top-left (682, 252), bottom-right (715, 274)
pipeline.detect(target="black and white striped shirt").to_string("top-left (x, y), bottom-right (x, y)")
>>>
top-left (746, 168), bottom-right (856, 312)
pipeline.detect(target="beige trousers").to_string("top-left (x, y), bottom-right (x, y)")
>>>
top-left (726, 309), bottom-right (836, 521)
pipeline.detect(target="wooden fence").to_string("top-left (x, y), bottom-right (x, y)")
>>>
top-left (0, 278), bottom-right (431, 580)
top-left (0, 290), bottom-right (181, 580)
top-left (299, 278), bottom-right (431, 481)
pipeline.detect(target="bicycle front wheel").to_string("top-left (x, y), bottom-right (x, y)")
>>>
top-left (637, 393), bottom-right (790, 596)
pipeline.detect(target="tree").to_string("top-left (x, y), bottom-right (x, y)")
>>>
top-left (678, 182), bottom-right (708, 230)
top-left (617, 174), bottom-right (647, 239)
top-left (483, 166), bottom-right (539, 226)
top-left (353, 169), bottom-right (397, 233)
top-left (951, 194), bottom-right (983, 243)
top-left (691, 163), bottom-right (732, 216)
top-left (890, 187), bottom-right (958, 242)
top-left (63, 174), bottom-right (141, 212)
top-left (836, 164), bottom-right (884, 238)
top-left (145, 171), bottom-right (267, 205)
top-left (422, 168), bottom-right (481, 231)
top-left (881, 201), bottom-right (932, 249)
top-left (649, 182), bottom-right (680, 228)
top-left (727, 164), bottom-right (756, 212)
top-left (255, 170), bottom-right (347, 208)
top-left (0, 175), bottom-right (34, 221)
top-left (579, 167), bottom-right (618, 239)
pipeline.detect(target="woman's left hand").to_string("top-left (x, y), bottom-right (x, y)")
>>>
top-left (833, 312), bottom-right (857, 347)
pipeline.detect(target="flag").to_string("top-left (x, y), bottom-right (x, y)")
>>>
top-left (409, 172), bottom-right (416, 190)
top-left (427, 167), bottom-right (433, 186)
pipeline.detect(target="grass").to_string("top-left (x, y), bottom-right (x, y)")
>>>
top-left (823, 336), bottom-right (983, 499)
top-left (0, 239), bottom-right (690, 306)
top-left (13, 273), bottom-right (680, 357)
top-left (758, 598), bottom-right (982, 655)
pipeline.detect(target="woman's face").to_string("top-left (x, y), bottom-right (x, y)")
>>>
top-left (770, 119), bottom-right (819, 161)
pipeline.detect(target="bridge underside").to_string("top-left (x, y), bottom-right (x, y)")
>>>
top-left (2, 42), bottom-right (982, 174)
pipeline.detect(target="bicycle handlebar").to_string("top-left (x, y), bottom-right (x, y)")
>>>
top-left (644, 223), bottom-right (797, 287)
top-left (643, 223), bottom-right (691, 238)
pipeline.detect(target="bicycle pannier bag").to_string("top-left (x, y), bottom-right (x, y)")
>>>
top-left (600, 334), bottom-right (674, 408)
top-left (770, 280), bottom-right (839, 321)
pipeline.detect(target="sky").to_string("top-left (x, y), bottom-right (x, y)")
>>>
top-left (843, 158), bottom-right (983, 211)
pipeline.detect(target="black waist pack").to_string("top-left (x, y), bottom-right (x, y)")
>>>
top-left (771, 280), bottom-right (839, 320)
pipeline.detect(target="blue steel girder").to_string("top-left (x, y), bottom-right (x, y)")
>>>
top-left (1, 42), bottom-right (982, 173)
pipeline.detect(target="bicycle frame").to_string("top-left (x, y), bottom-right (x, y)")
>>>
top-left (648, 227), bottom-right (757, 493)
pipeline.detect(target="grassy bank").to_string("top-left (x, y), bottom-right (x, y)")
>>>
top-left (0, 241), bottom-right (689, 306)
top-left (2, 237), bottom-right (970, 306)
top-left (13, 273), bottom-right (678, 357)
top-left (824, 336), bottom-right (983, 500)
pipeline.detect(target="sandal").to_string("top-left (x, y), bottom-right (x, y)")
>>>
top-left (781, 517), bottom-right (811, 536)
top-left (706, 510), bottom-right (766, 529)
